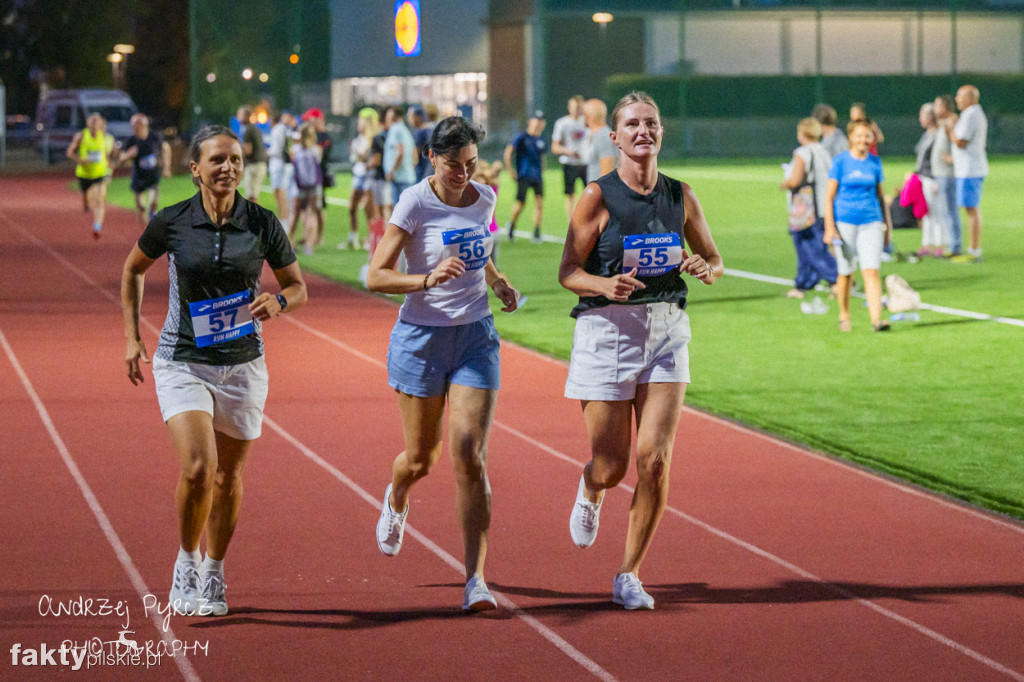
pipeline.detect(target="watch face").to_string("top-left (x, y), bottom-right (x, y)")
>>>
top-left (277, 294), bottom-right (287, 310)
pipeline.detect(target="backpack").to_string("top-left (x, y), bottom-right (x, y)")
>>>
top-left (293, 146), bottom-right (322, 190)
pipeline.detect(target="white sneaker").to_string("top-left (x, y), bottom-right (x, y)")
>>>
top-left (376, 483), bottom-right (408, 557)
top-left (168, 556), bottom-right (201, 616)
top-left (462, 575), bottom-right (497, 612)
top-left (612, 572), bottom-right (655, 610)
top-left (198, 572), bottom-right (228, 616)
top-left (569, 475), bottom-right (601, 548)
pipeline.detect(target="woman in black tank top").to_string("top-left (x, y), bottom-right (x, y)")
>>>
top-left (558, 92), bottom-right (723, 610)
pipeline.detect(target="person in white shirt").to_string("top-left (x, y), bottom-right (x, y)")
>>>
top-left (944, 84), bottom-right (988, 263)
top-left (367, 116), bottom-right (520, 613)
top-left (268, 111), bottom-right (297, 229)
top-left (551, 96), bottom-right (588, 219)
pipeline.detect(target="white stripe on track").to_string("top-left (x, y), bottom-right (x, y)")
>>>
top-left (0, 327), bottom-right (201, 682)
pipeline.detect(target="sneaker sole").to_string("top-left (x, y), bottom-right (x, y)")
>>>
top-left (463, 598), bottom-right (497, 612)
top-left (612, 595), bottom-right (654, 610)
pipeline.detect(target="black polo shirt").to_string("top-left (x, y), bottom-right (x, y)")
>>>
top-left (138, 192), bottom-right (296, 365)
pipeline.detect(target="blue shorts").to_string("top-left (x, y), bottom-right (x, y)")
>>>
top-left (956, 177), bottom-right (984, 208)
top-left (352, 173), bottom-right (373, 192)
top-left (387, 316), bottom-right (501, 397)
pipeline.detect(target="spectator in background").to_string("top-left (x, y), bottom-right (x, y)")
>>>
top-left (932, 94), bottom-right (960, 257)
top-left (780, 117), bottom-right (837, 298)
top-left (409, 106), bottom-right (435, 182)
top-left (268, 111), bottom-right (297, 231)
top-left (291, 122), bottom-right (324, 255)
top-left (849, 102), bottom-right (884, 156)
top-left (503, 110), bottom-right (547, 243)
top-left (383, 105), bottom-right (417, 203)
top-left (344, 107), bottom-right (380, 250)
top-left (824, 119), bottom-right (893, 332)
top-left (812, 103), bottom-right (848, 158)
top-left (238, 106), bottom-right (267, 205)
top-left (551, 95), bottom-right (589, 220)
top-left (121, 113), bottom-right (171, 229)
top-left (913, 103), bottom-right (945, 258)
top-left (302, 108), bottom-right (332, 244)
top-left (945, 84), bottom-right (988, 263)
top-left (581, 98), bottom-right (617, 183)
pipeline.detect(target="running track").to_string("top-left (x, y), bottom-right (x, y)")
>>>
top-left (2, 174), bottom-right (1022, 681)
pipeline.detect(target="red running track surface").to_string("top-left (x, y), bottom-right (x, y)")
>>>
top-left (1, 175), bottom-right (1023, 682)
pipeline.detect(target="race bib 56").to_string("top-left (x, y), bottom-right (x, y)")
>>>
top-left (442, 225), bottom-right (492, 272)
top-left (188, 291), bottom-right (254, 348)
top-left (622, 233), bottom-right (683, 277)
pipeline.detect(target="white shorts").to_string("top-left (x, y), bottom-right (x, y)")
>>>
top-left (565, 302), bottom-right (691, 401)
top-left (835, 221), bottom-right (885, 275)
top-left (268, 158), bottom-right (290, 190)
top-left (240, 162), bottom-right (267, 200)
top-left (372, 178), bottom-right (393, 207)
top-left (152, 356), bottom-right (269, 440)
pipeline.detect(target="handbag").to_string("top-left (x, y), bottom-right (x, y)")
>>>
top-left (787, 150), bottom-right (817, 232)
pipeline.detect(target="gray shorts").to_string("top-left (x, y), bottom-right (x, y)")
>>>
top-left (565, 302), bottom-right (691, 401)
top-left (152, 356), bottom-right (269, 440)
top-left (835, 221), bottom-right (885, 275)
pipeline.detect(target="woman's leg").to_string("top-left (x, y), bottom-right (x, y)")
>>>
top-left (835, 274), bottom-right (852, 327)
top-left (580, 400), bottom-right (634, 504)
top-left (619, 382), bottom-right (686, 577)
top-left (446, 384), bottom-right (498, 579)
top-left (166, 411), bottom-right (219, 552)
top-left (390, 392), bottom-right (447, 512)
top-left (205, 431), bottom-right (255, 561)
top-left (862, 268), bottom-right (884, 327)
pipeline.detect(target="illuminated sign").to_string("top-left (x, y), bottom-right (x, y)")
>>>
top-left (394, 0), bottom-right (421, 57)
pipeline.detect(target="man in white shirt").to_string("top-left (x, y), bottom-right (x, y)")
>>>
top-left (268, 111), bottom-right (297, 229)
top-left (551, 96), bottom-right (588, 219)
top-left (581, 99), bottom-right (617, 184)
top-left (945, 85), bottom-right (988, 263)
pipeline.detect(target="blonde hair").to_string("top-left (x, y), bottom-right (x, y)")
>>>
top-left (298, 122), bottom-right (317, 149)
top-left (357, 107), bottom-right (379, 139)
top-left (610, 91), bottom-right (660, 131)
top-left (797, 117), bottom-right (822, 141)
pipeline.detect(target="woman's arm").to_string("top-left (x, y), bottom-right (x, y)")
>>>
top-left (781, 154), bottom-right (806, 190)
top-left (121, 245), bottom-right (156, 385)
top-left (823, 179), bottom-right (840, 244)
top-left (558, 183), bottom-right (644, 300)
top-left (876, 183), bottom-right (893, 249)
top-left (680, 183), bottom-right (722, 285)
top-left (250, 261), bottom-right (307, 321)
top-left (366, 223), bottom-right (467, 294)
top-left (483, 259), bottom-right (519, 313)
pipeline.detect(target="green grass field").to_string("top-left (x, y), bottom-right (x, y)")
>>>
top-left (106, 157), bottom-right (1024, 520)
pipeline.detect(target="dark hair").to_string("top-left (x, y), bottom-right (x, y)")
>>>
top-left (387, 105), bottom-right (406, 119)
top-left (936, 94), bottom-right (955, 113)
top-left (812, 103), bottom-right (837, 126)
top-left (427, 116), bottom-right (485, 158)
top-left (189, 125), bottom-right (240, 187)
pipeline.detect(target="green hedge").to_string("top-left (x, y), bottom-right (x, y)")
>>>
top-left (605, 73), bottom-right (1024, 118)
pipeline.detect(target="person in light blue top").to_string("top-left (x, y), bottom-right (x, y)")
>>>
top-left (824, 119), bottom-right (893, 332)
top-left (383, 106), bottom-right (418, 201)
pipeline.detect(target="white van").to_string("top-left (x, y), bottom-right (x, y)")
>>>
top-left (35, 89), bottom-right (138, 162)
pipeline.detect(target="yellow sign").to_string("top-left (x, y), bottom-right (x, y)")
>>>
top-left (394, 1), bottom-right (421, 57)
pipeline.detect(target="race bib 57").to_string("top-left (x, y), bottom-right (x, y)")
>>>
top-left (442, 225), bottom-right (492, 272)
top-left (622, 233), bottom-right (683, 277)
top-left (188, 291), bottom-right (254, 348)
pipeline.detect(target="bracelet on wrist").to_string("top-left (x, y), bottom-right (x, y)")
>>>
top-left (423, 273), bottom-right (431, 291)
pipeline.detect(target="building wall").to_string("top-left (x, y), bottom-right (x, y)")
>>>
top-left (645, 12), bottom-right (1024, 76)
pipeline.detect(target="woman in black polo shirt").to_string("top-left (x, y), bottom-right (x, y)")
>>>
top-left (558, 92), bottom-right (722, 610)
top-left (120, 125), bottom-right (307, 617)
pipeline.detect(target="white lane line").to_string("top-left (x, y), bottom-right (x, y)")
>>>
top-left (0, 327), bottom-right (201, 682)
top-left (263, 417), bottom-right (618, 682)
top-left (726, 267), bottom-right (1024, 328)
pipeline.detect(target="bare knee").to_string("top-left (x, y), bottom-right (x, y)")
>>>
top-left (589, 456), bottom-right (629, 490)
top-left (636, 447), bottom-right (672, 485)
top-left (452, 446), bottom-right (487, 484)
top-left (180, 454), bottom-right (216, 492)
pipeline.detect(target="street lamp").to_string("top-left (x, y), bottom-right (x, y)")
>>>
top-left (592, 12), bottom-right (614, 23)
top-left (107, 52), bottom-right (124, 89)
top-left (242, 68), bottom-right (253, 80)
top-left (112, 44), bottom-right (135, 91)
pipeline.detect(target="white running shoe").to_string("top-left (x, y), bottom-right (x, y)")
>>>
top-left (168, 556), bottom-right (201, 616)
top-left (612, 572), bottom-right (655, 610)
top-left (569, 475), bottom-right (602, 548)
top-left (198, 572), bottom-right (228, 616)
top-left (462, 575), bottom-right (497, 612)
top-left (376, 483), bottom-right (408, 557)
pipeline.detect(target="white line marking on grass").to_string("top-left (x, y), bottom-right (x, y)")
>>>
top-left (263, 417), bottom-right (618, 682)
top-left (726, 267), bottom-right (1024, 328)
top-left (0, 327), bottom-right (201, 682)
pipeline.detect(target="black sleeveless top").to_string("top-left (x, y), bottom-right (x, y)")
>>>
top-left (571, 171), bottom-right (688, 318)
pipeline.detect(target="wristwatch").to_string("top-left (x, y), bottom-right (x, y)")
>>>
top-left (276, 293), bottom-right (287, 312)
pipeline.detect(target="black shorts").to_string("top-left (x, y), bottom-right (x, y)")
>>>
top-left (131, 172), bottom-right (160, 194)
top-left (79, 176), bottom-right (106, 193)
top-left (516, 177), bottom-right (544, 202)
top-left (561, 164), bottom-right (587, 195)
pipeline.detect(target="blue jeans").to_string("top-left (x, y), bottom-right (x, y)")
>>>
top-left (935, 176), bottom-right (961, 254)
top-left (392, 181), bottom-right (413, 202)
top-left (791, 218), bottom-right (837, 290)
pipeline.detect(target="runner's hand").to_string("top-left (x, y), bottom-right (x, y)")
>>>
top-left (125, 340), bottom-right (150, 386)
top-left (681, 251), bottom-right (716, 284)
top-left (249, 293), bottom-right (282, 321)
top-left (492, 279), bottom-right (519, 312)
top-left (429, 257), bottom-right (466, 287)
top-left (606, 267), bottom-right (645, 302)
